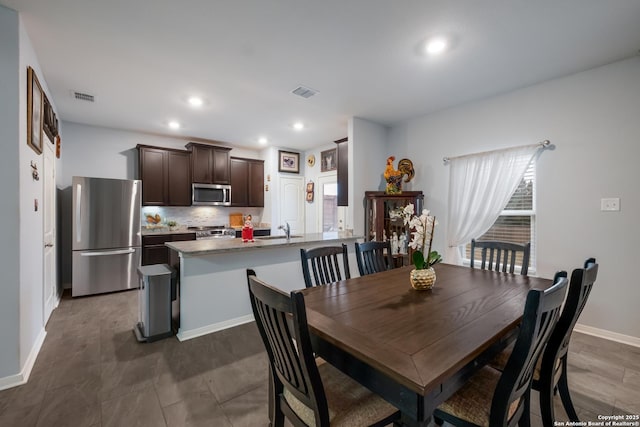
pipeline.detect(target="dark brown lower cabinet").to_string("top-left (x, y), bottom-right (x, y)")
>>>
top-left (234, 229), bottom-right (271, 238)
top-left (142, 233), bottom-right (195, 266)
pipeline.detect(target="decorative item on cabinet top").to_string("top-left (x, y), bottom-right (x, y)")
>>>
top-left (383, 156), bottom-right (414, 194)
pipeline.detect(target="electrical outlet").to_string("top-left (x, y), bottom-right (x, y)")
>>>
top-left (601, 198), bottom-right (620, 211)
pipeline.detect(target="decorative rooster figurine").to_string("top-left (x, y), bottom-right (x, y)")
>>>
top-left (384, 156), bottom-right (414, 194)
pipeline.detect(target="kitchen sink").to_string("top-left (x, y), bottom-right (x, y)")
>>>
top-left (256, 235), bottom-right (303, 240)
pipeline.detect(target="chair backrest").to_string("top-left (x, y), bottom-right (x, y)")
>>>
top-left (355, 240), bottom-right (394, 276)
top-left (471, 239), bottom-right (531, 275)
top-left (539, 258), bottom-right (598, 384)
top-left (300, 244), bottom-right (351, 288)
top-left (246, 269), bottom-right (330, 426)
top-left (490, 271), bottom-right (568, 426)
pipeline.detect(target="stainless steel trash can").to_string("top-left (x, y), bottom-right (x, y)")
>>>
top-left (134, 264), bottom-right (176, 342)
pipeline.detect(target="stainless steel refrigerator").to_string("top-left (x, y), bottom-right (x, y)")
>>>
top-left (72, 176), bottom-right (141, 297)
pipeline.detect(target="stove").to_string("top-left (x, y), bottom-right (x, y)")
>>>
top-left (188, 225), bottom-right (236, 240)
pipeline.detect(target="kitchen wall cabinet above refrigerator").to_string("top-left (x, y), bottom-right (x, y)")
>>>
top-left (186, 142), bottom-right (231, 185)
top-left (137, 145), bottom-right (192, 206)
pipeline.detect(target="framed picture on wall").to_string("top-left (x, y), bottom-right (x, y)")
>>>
top-left (43, 95), bottom-right (58, 141)
top-left (321, 148), bottom-right (337, 172)
top-left (27, 66), bottom-right (44, 155)
top-left (278, 150), bottom-right (300, 173)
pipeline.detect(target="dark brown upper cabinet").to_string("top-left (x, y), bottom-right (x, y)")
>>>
top-left (137, 145), bottom-right (192, 206)
top-left (335, 137), bottom-right (348, 206)
top-left (186, 142), bottom-right (231, 185)
top-left (230, 157), bottom-right (264, 207)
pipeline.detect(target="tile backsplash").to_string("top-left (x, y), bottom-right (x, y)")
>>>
top-left (141, 206), bottom-right (265, 228)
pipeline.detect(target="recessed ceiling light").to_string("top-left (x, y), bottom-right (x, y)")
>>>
top-left (425, 37), bottom-right (448, 55)
top-left (188, 96), bottom-right (203, 107)
top-left (258, 137), bottom-right (268, 145)
top-left (168, 121), bottom-right (181, 130)
top-left (293, 122), bottom-right (305, 131)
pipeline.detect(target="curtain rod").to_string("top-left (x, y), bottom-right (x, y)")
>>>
top-left (443, 140), bottom-right (551, 164)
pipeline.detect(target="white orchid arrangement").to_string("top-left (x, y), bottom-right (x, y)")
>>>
top-left (390, 203), bottom-right (442, 270)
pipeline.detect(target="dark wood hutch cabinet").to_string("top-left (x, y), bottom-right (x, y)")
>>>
top-left (186, 142), bottom-right (231, 185)
top-left (137, 145), bottom-right (192, 206)
top-left (230, 157), bottom-right (264, 207)
top-left (364, 191), bottom-right (424, 242)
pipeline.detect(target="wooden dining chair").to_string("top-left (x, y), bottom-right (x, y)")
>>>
top-left (300, 244), bottom-right (351, 288)
top-left (433, 272), bottom-right (568, 427)
top-left (536, 258), bottom-right (599, 425)
top-left (488, 259), bottom-right (598, 425)
top-left (355, 241), bottom-right (394, 276)
top-left (246, 269), bottom-right (400, 427)
top-left (470, 239), bottom-right (531, 275)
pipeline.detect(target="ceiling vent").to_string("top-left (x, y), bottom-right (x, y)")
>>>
top-left (72, 91), bottom-right (95, 102)
top-left (291, 85), bottom-right (318, 99)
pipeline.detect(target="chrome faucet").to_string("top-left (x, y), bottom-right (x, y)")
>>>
top-left (278, 222), bottom-right (291, 239)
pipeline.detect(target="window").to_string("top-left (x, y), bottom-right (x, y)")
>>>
top-left (465, 162), bottom-right (536, 271)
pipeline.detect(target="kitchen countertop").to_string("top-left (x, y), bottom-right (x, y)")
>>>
top-left (166, 232), bottom-right (361, 257)
top-left (141, 227), bottom-right (196, 236)
top-left (142, 226), bottom-right (271, 236)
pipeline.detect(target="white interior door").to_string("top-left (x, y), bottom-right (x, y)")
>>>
top-left (279, 176), bottom-right (304, 234)
top-left (43, 140), bottom-right (57, 324)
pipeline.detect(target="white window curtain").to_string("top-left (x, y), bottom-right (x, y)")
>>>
top-left (445, 145), bottom-right (541, 264)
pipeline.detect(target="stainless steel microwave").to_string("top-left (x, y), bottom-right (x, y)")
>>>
top-left (192, 183), bottom-right (231, 206)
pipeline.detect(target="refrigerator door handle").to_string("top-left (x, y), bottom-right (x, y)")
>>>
top-left (75, 183), bottom-right (82, 242)
top-left (80, 248), bottom-right (136, 257)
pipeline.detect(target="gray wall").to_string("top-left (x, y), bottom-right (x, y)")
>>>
top-left (59, 122), bottom-right (262, 188)
top-left (349, 117), bottom-right (389, 236)
top-left (0, 5), bottom-right (21, 379)
top-left (389, 57), bottom-right (640, 339)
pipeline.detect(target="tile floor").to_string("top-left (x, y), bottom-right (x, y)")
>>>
top-left (0, 289), bottom-right (638, 427)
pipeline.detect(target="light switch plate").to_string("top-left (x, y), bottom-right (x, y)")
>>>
top-left (601, 197), bottom-right (620, 211)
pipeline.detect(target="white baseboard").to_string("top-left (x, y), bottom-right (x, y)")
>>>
top-left (176, 314), bottom-right (255, 342)
top-left (574, 323), bottom-right (640, 348)
top-left (0, 328), bottom-right (47, 391)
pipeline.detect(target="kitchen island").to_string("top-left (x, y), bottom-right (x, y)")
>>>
top-left (166, 232), bottom-right (361, 341)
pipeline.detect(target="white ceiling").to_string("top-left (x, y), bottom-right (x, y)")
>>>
top-left (3, 0), bottom-right (640, 151)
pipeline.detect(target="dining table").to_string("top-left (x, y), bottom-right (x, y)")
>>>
top-left (299, 263), bottom-right (554, 426)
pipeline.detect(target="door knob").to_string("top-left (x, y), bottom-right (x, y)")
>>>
top-left (44, 243), bottom-right (54, 247)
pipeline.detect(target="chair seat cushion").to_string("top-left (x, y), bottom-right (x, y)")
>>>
top-left (283, 361), bottom-right (398, 427)
top-left (435, 366), bottom-right (520, 427)
top-left (489, 344), bottom-right (544, 382)
top-left (488, 344), bottom-right (513, 371)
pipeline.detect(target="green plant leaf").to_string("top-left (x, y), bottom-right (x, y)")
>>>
top-left (427, 251), bottom-right (442, 267)
top-left (413, 250), bottom-right (425, 269)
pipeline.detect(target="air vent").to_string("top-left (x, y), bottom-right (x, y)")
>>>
top-left (73, 91), bottom-right (95, 102)
top-left (291, 85), bottom-right (318, 99)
